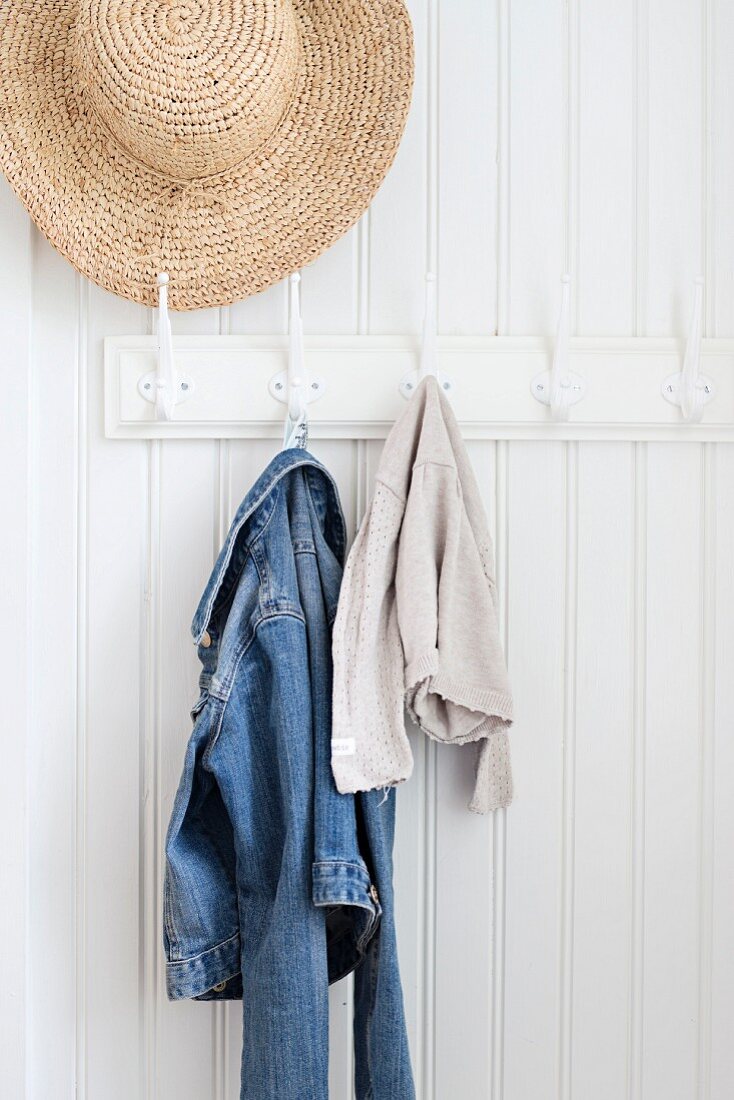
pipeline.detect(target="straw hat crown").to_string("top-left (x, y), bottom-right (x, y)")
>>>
top-left (0, 0), bottom-right (414, 309)
top-left (75, 0), bottom-right (303, 180)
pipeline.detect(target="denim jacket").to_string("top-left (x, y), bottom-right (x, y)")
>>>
top-left (164, 449), bottom-right (414, 1100)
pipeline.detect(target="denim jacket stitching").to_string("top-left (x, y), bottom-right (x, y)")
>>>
top-left (166, 930), bottom-right (241, 967)
top-left (201, 608), bottom-right (308, 764)
top-left (303, 475), bottom-right (344, 624)
top-left (200, 695), bottom-right (226, 770)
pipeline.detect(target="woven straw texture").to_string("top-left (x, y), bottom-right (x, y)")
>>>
top-left (0, 1), bottom-right (413, 309)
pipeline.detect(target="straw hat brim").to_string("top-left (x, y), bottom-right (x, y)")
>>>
top-left (0, 1), bottom-right (413, 309)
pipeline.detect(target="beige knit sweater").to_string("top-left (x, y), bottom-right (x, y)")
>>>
top-left (331, 377), bottom-right (514, 813)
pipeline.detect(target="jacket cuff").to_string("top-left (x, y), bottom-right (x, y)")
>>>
top-left (166, 931), bottom-right (241, 1000)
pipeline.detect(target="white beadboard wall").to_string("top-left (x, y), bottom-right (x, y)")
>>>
top-left (3, 1), bottom-right (734, 1098)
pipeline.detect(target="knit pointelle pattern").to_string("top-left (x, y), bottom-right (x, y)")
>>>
top-left (331, 377), bottom-right (515, 814)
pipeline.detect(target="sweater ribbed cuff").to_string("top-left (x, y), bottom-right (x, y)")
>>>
top-left (404, 648), bottom-right (514, 746)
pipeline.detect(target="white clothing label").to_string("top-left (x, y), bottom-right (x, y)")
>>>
top-left (331, 738), bottom-right (356, 757)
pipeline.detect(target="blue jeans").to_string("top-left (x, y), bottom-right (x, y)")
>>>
top-left (164, 450), bottom-right (414, 1099)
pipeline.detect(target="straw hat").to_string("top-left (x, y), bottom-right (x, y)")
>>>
top-left (0, 1), bottom-right (413, 309)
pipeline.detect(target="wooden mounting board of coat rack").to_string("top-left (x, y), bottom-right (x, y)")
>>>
top-left (104, 334), bottom-right (734, 442)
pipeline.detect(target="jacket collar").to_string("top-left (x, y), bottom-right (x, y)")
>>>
top-left (191, 448), bottom-right (346, 643)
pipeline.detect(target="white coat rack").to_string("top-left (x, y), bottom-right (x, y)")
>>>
top-left (106, 275), bottom-right (734, 443)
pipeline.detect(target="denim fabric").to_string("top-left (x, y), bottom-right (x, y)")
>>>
top-left (164, 448), bottom-right (414, 1100)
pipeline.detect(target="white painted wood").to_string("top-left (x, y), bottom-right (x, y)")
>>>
top-left (642, 444), bottom-right (703, 1099)
top-left (301, 232), bottom-right (360, 336)
top-left (106, 335), bottom-right (734, 441)
top-left (437, 0), bottom-right (498, 333)
top-left (368, 0), bottom-right (427, 333)
top-left (709, 11), bottom-right (734, 1091)
top-left (507, 0), bottom-right (566, 334)
top-left (229, 282), bottom-right (287, 337)
top-left (577, 0), bottom-right (636, 333)
top-left (572, 443), bottom-right (635, 1099)
top-left (4, 5), bottom-right (734, 1100)
top-left (502, 442), bottom-right (567, 1100)
top-left (646, 0), bottom-right (704, 333)
top-left (83, 285), bottom-right (148, 1100)
top-left (710, 443), bottom-right (734, 1100)
top-left (711, 0), bottom-right (734, 338)
top-left (0, 177), bottom-right (31, 1100)
top-left (157, 440), bottom-right (219, 1100)
top-left (434, 442), bottom-right (496, 1098)
top-left (26, 231), bottom-right (79, 1099)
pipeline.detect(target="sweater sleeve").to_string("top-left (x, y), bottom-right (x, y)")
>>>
top-left (396, 461), bottom-right (514, 812)
top-left (330, 483), bottom-right (414, 794)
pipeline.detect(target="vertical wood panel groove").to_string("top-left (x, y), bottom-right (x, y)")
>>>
top-left (74, 274), bottom-right (90, 1100)
top-left (427, 0), bottom-right (439, 280)
top-left (413, 752), bottom-right (427, 1100)
top-left (422, 6), bottom-right (439, 1095)
top-left (221, 435), bottom-right (236, 1099)
top-left (557, 442), bottom-right (579, 1100)
top-left (627, 441), bottom-right (647, 1100)
top-left (357, 215), bottom-right (370, 335)
top-left (696, 443), bottom-right (716, 1100)
top-left (141, 440), bottom-right (162, 1100)
top-left (334, 438), bottom-right (369, 1099)
top-left (422, 745), bottom-right (438, 1100)
top-left (564, 0), bottom-right (581, 316)
top-left (213, 302), bottom-right (232, 1100)
top-left (702, 0), bottom-right (715, 333)
top-left (633, 0), bottom-right (650, 334)
top-left (24, 229), bottom-right (34, 1100)
top-left (559, 0), bottom-right (581, 1076)
top-left (491, 440), bottom-right (509, 1100)
top-left (496, 0), bottom-right (510, 334)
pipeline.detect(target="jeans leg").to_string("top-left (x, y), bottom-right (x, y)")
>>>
top-left (353, 791), bottom-right (415, 1100)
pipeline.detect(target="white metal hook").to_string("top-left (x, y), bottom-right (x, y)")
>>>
top-left (155, 273), bottom-right (176, 422)
top-left (399, 272), bottom-right (454, 399)
top-left (419, 271), bottom-right (438, 381)
top-left (287, 272), bottom-right (306, 424)
top-left (267, 273), bottom-right (326, 447)
top-left (531, 274), bottom-right (586, 421)
top-left (662, 276), bottom-right (714, 423)
top-left (550, 274), bottom-right (572, 421)
top-left (136, 273), bottom-right (194, 416)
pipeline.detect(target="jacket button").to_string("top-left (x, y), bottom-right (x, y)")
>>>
top-left (212, 981), bottom-right (226, 992)
top-left (200, 631), bottom-right (212, 648)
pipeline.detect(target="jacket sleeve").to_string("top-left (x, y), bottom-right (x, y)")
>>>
top-left (330, 482), bottom-right (414, 794)
top-left (395, 461), bottom-right (514, 812)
